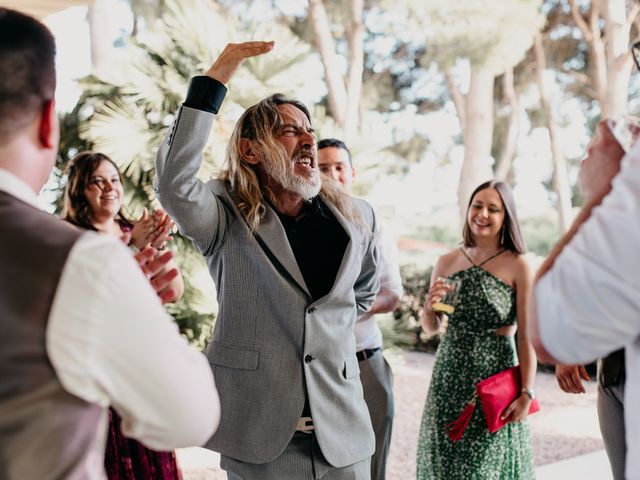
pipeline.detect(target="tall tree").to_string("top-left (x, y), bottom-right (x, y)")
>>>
top-left (569, 0), bottom-right (639, 117)
top-left (308, 0), bottom-right (365, 139)
top-left (412, 0), bottom-right (544, 215)
top-left (533, 32), bottom-right (573, 231)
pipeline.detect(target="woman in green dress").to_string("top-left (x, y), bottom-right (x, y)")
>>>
top-left (416, 180), bottom-right (537, 479)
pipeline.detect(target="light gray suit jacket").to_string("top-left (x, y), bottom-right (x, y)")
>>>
top-left (156, 106), bottom-right (378, 467)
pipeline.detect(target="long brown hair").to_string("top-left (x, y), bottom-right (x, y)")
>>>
top-left (219, 93), bottom-right (364, 231)
top-left (462, 180), bottom-right (526, 254)
top-left (61, 151), bottom-right (133, 231)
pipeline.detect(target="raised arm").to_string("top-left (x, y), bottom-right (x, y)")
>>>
top-left (155, 42), bottom-right (274, 253)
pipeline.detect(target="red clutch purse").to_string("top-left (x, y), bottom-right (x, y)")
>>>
top-left (446, 366), bottom-right (540, 441)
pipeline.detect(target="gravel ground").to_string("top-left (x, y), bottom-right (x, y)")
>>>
top-left (178, 350), bottom-right (604, 479)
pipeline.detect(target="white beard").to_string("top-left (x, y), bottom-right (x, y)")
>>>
top-left (266, 154), bottom-right (321, 200)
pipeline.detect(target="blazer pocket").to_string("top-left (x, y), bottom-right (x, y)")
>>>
top-left (208, 342), bottom-right (260, 370)
top-left (343, 355), bottom-right (360, 379)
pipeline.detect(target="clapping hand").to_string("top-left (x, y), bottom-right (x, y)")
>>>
top-left (149, 209), bottom-right (175, 250)
top-left (134, 246), bottom-right (180, 304)
top-left (130, 208), bottom-right (175, 250)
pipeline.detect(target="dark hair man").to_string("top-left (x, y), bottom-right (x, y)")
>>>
top-left (318, 138), bottom-right (403, 480)
top-left (155, 43), bottom-right (380, 479)
top-left (0, 9), bottom-right (220, 479)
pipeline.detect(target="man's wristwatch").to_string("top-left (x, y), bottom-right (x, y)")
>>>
top-left (521, 387), bottom-right (536, 400)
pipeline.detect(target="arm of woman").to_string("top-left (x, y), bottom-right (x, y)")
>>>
top-left (502, 256), bottom-right (537, 422)
top-left (419, 256), bottom-right (450, 336)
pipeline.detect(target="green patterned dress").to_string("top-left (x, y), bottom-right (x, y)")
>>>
top-left (416, 265), bottom-right (535, 479)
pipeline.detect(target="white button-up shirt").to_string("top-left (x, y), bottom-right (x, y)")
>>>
top-left (535, 141), bottom-right (640, 480)
top-left (0, 168), bottom-right (220, 479)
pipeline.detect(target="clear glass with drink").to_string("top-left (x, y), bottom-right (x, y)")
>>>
top-left (432, 277), bottom-right (462, 315)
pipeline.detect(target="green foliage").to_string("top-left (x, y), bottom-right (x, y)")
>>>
top-left (56, 0), bottom-right (315, 346)
top-left (407, 224), bottom-right (459, 247)
top-left (416, 0), bottom-right (545, 74)
top-left (520, 215), bottom-right (561, 256)
top-left (390, 264), bottom-right (442, 352)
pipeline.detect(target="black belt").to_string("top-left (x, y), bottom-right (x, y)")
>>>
top-left (356, 347), bottom-right (380, 362)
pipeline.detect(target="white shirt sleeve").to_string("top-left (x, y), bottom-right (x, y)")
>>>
top-left (46, 233), bottom-right (220, 450)
top-left (536, 145), bottom-right (640, 365)
top-left (376, 226), bottom-right (404, 299)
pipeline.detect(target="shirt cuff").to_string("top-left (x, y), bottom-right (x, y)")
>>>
top-left (183, 76), bottom-right (227, 114)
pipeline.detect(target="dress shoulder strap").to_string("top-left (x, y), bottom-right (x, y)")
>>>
top-left (459, 247), bottom-right (476, 266)
top-left (478, 248), bottom-right (507, 267)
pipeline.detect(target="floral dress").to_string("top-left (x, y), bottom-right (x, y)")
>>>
top-left (416, 264), bottom-right (535, 479)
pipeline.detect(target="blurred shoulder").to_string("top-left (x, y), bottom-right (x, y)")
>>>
top-left (436, 247), bottom-right (463, 272)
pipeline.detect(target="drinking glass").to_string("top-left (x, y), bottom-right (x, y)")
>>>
top-left (432, 277), bottom-right (462, 314)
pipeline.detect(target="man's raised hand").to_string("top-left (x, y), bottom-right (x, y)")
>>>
top-left (205, 41), bottom-right (274, 85)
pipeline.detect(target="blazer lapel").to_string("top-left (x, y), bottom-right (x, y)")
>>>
top-left (322, 200), bottom-right (359, 301)
top-left (209, 180), bottom-right (311, 298)
top-left (254, 203), bottom-right (311, 298)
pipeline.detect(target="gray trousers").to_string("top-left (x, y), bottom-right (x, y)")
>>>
top-left (222, 432), bottom-right (371, 480)
top-left (597, 382), bottom-right (626, 480)
top-left (359, 350), bottom-right (394, 480)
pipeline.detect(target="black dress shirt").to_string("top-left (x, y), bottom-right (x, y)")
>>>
top-left (273, 197), bottom-right (348, 301)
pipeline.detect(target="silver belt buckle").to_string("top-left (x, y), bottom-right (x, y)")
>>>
top-left (296, 416), bottom-right (314, 434)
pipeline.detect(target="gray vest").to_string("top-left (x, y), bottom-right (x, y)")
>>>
top-left (0, 191), bottom-right (103, 479)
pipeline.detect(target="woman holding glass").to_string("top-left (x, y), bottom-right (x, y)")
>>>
top-left (416, 180), bottom-right (536, 479)
top-left (62, 151), bottom-right (183, 479)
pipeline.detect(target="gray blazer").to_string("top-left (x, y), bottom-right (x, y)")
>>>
top-left (156, 106), bottom-right (378, 467)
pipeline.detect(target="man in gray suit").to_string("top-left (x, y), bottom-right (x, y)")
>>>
top-left (156, 42), bottom-right (379, 479)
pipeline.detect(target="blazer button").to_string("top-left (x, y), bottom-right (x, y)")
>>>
top-left (307, 307), bottom-right (316, 314)
top-left (304, 354), bottom-right (314, 364)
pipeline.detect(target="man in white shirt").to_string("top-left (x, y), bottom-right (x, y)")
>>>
top-left (530, 118), bottom-right (640, 479)
top-left (318, 138), bottom-right (403, 480)
top-left (0, 8), bottom-right (220, 479)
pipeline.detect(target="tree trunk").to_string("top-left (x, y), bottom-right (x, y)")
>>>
top-left (570, 0), bottom-right (608, 111)
top-left (344, 0), bottom-right (364, 139)
top-left (457, 68), bottom-right (495, 218)
top-left (534, 33), bottom-right (573, 232)
top-left (308, 0), bottom-right (348, 129)
top-left (494, 67), bottom-right (519, 182)
top-left (88, 0), bottom-right (114, 77)
top-left (603, 0), bottom-right (633, 116)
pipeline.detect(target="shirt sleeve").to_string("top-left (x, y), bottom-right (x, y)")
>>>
top-left (536, 146), bottom-right (640, 364)
top-left (183, 76), bottom-right (227, 114)
top-left (46, 233), bottom-right (220, 450)
top-left (376, 225), bottom-right (403, 298)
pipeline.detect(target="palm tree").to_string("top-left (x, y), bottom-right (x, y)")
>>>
top-left (57, 0), bottom-right (315, 347)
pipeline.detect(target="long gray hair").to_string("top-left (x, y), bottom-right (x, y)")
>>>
top-left (219, 94), bottom-right (364, 231)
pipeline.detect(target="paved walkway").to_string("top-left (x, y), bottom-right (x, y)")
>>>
top-left (178, 351), bottom-right (611, 479)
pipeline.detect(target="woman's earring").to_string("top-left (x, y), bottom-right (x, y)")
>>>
top-left (500, 226), bottom-right (505, 246)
